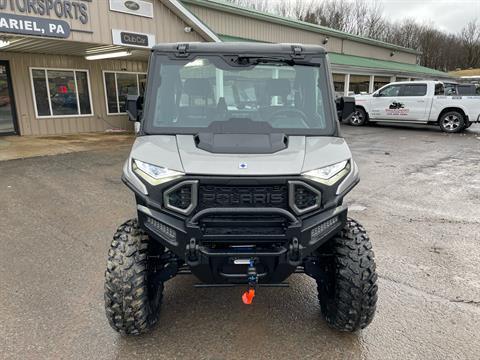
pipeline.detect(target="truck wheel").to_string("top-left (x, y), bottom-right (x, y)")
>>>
top-left (104, 219), bottom-right (163, 335)
top-left (316, 218), bottom-right (378, 331)
top-left (439, 111), bottom-right (465, 133)
top-left (349, 107), bottom-right (367, 126)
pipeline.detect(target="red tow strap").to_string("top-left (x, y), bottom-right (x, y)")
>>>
top-left (242, 289), bottom-right (255, 305)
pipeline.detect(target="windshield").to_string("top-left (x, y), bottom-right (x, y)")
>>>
top-left (143, 54), bottom-right (336, 135)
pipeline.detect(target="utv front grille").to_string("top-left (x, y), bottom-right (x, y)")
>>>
top-left (163, 179), bottom-right (321, 216)
top-left (198, 185), bottom-right (289, 210)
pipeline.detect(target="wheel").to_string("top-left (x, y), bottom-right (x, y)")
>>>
top-left (349, 107), bottom-right (367, 126)
top-left (316, 218), bottom-right (378, 331)
top-left (104, 219), bottom-right (163, 335)
top-left (439, 111), bottom-right (465, 133)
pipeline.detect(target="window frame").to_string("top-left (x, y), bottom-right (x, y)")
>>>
top-left (29, 67), bottom-right (94, 119)
top-left (102, 70), bottom-right (147, 115)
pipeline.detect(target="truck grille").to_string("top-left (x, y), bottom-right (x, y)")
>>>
top-left (198, 185), bottom-right (289, 210)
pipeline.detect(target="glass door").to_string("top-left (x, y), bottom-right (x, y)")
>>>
top-left (0, 61), bottom-right (18, 135)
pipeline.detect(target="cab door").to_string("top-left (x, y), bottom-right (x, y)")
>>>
top-left (397, 83), bottom-right (429, 121)
top-left (369, 84), bottom-right (403, 120)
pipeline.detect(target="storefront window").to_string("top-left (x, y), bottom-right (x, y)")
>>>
top-left (103, 71), bottom-right (146, 114)
top-left (31, 68), bottom-right (92, 118)
top-left (332, 74), bottom-right (345, 96)
top-left (349, 75), bottom-right (370, 94)
top-left (373, 76), bottom-right (390, 91)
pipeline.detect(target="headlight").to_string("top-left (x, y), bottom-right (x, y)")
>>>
top-left (132, 159), bottom-right (184, 185)
top-left (302, 160), bottom-right (350, 185)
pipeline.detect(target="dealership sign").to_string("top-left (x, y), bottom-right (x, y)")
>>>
top-left (0, 13), bottom-right (70, 38)
top-left (112, 29), bottom-right (155, 48)
top-left (0, 0), bottom-right (89, 24)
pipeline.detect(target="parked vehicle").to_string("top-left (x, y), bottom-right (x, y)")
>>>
top-left (104, 42), bottom-right (378, 335)
top-left (351, 81), bottom-right (480, 132)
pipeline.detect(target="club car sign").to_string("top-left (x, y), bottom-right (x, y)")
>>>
top-left (112, 29), bottom-right (155, 49)
top-left (0, 13), bottom-right (70, 38)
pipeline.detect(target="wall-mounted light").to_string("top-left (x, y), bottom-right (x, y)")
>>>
top-left (184, 26), bottom-right (192, 33)
top-left (322, 37), bottom-right (329, 45)
top-left (85, 51), bottom-right (132, 60)
top-left (0, 39), bottom-right (10, 48)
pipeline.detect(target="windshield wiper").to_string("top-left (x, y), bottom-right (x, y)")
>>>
top-left (235, 56), bottom-right (295, 66)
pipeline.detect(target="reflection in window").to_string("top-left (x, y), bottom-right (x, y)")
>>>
top-left (103, 72), bottom-right (146, 114)
top-left (138, 74), bottom-right (147, 96)
top-left (76, 71), bottom-right (92, 115)
top-left (105, 72), bottom-right (117, 114)
top-left (349, 75), bottom-right (370, 94)
top-left (378, 85), bottom-right (401, 97)
top-left (402, 84), bottom-right (427, 96)
top-left (31, 68), bottom-right (92, 117)
top-left (117, 73), bottom-right (137, 113)
top-left (48, 70), bottom-right (78, 116)
top-left (434, 83), bottom-right (445, 95)
top-left (32, 69), bottom-right (50, 116)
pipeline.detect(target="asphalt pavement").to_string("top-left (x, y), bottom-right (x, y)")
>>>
top-left (1, 123), bottom-right (479, 360)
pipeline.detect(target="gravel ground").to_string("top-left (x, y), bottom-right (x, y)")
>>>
top-left (0, 123), bottom-right (479, 360)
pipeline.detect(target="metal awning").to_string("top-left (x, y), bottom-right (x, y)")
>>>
top-left (329, 53), bottom-right (450, 79)
top-left (0, 35), bottom-right (149, 60)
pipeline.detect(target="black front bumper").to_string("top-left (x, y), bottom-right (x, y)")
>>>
top-left (124, 173), bottom-right (353, 284)
top-left (137, 202), bottom-right (347, 263)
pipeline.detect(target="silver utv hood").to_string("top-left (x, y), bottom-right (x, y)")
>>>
top-left (130, 135), bottom-right (352, 176)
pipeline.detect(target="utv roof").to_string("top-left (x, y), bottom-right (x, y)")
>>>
top-left (152, 42), bottom-right (327, 56)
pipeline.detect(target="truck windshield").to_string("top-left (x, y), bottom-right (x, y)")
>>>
top-left (143, 55), bottom-right (335, 135)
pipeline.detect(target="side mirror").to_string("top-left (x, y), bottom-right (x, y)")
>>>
top-left (336, 96), bottom-right (355, 121)
top-left (126, 95), bottom-right (143, 122)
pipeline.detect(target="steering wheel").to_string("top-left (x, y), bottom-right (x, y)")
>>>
top-left (265, 107), bottom-right (309, 128)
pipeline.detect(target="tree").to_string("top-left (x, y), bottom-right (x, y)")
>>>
top-left (461, 20), bottom-right (480, 68)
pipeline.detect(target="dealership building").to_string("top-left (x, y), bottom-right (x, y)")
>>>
top-left (0, 0), bottom-right (450, 136)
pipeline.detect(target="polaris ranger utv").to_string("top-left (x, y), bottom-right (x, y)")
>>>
top-left (105, 43), bottom-right (378, 335)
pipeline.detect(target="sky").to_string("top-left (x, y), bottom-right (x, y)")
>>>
top-left (377, 0), bottom-right (480, 33)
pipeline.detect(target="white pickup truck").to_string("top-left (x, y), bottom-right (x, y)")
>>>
top-left (351, 81), bottom-right (480, 133)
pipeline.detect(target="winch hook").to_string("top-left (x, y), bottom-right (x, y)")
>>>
top-left (242, 259), bottom-right (257, 305)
